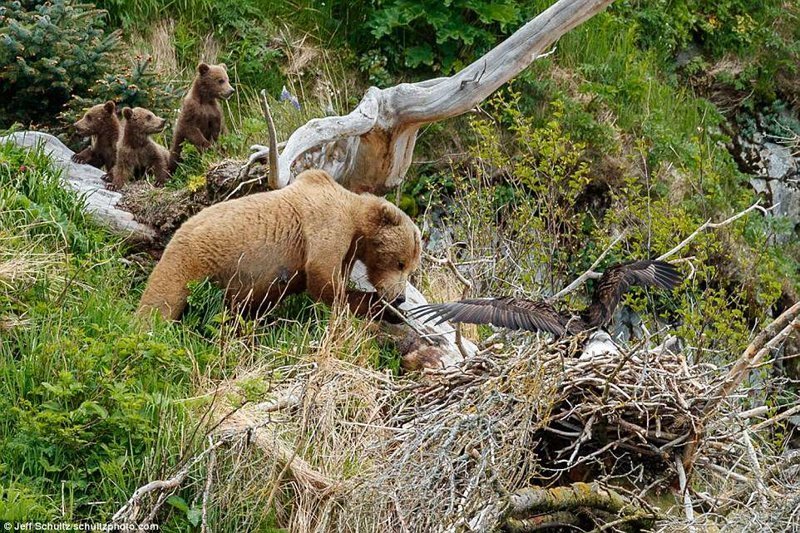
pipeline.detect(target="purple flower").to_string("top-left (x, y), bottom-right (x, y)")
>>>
top-left (280, 85), bottom-right (301, 110)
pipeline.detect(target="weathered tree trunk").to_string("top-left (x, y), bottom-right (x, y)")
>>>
top-left (247, 0), bottom-right (616, 193)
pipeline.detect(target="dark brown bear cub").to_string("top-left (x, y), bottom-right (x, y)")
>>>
top-left (168, 62), bottom-right (234, 171)
top-left (107, 107), bottom-right (170, 191)
top-left (71, 101), bottom-right (120, 171)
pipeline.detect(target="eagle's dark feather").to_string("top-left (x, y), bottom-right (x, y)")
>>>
top-left (409, 297), bottom-right (572, 336)
top-left (410, 260), bottom-right (681, 336)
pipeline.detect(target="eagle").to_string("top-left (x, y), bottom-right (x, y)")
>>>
top-left (409, 260), bottom-right (682, 336)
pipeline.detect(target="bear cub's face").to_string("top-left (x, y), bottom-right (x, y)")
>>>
top-left (196, 62), bottom-right (235, 101)
top-left (361, 202), bottom-right (421, 302)
top-left (74, 101), bottom-right (117, 136)
top-left (122, 107), bottom-right (167, 134)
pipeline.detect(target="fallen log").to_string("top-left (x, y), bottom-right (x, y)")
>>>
top-left (0, 131), bottom-right (155, 244)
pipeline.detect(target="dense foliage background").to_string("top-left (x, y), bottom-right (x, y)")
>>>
top-left (1, 0), bottom-right (799, 528)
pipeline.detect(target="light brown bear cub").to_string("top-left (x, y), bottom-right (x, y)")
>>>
top-left (71, 101), bottom-right (120, 171)
top-left (137, 169), bottom-right (421, 322)
top-left (108, 107), bottom-right (170, 191)
top-left (168, 62), bottom-right (234, 172)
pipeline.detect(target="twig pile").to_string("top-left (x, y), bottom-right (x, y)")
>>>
top-left (114, 317), bottom-right (798, 531)
top-left (347, 335), bottom-right (726, 531)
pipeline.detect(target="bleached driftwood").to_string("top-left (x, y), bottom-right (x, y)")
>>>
top-left (246, 0), bottom-right (616, 193)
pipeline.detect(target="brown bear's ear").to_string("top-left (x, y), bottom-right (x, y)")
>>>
top-left (220, 63), bottom-right (227, 71)
top-left (198, 62), bottom-right (210, 75)
top-left (122, 107), bottom-right (133, 120)
top-left (378, 203), bottom-right (402, 226)
top-left (104, 101), bottom-right (116, 114)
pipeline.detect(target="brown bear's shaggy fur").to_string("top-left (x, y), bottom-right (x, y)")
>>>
top-left (137, 169), bottom-right (421, 321)
top-left (71, 101), bottom-right (120, 171)
top-left (108, 107), bottom-right (170, 191)
top-left (168, 62), bottom-right (234, 172)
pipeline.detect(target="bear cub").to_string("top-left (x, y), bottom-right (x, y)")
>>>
top-left (168, 62), bottom-right (234, 171)
top-left (71, 101), bottom-right (120, 171)
top-left (107, 107), bottom-right (170, 191)
top-left (137, 169), bottom-right (421, 323)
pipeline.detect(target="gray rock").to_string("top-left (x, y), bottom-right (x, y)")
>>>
top-left (761, 141), bottom-right (796, 180)
top-left (1, 131), bottom-right (155, 242)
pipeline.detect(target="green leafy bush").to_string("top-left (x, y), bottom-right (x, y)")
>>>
top-left (612, 0), bottom-right (800, 104)
top-left (353, 0), bottom-right (523, 79)
top-left (0, 0), bottom-right (120, 128)
top-left (613, 0), bottom-right (781, 57)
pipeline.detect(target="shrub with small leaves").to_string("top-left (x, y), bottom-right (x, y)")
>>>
top-left (0, 0), bottom-right (121, 128)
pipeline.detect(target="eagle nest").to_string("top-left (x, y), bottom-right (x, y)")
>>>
top-left (114, 326), bottom-right (799, 532)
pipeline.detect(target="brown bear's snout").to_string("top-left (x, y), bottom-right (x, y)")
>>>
top-left (74, 120), bottom-right (90, 135)
top-left (222, 86), bottom-right (235, 100)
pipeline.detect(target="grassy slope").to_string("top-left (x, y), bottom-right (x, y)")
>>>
top-left (0, 144), bottom-right (384, 525)
top-left (1, 0), bottom-right (798, 529)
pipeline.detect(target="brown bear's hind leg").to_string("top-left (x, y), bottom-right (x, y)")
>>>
top-left (137, 256), bottom-right (198, 321)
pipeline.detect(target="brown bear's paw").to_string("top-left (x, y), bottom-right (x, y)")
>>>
top-left (100, 172), bottom-right (113, 183)
top-left (71, 153), bottom-right (89, 165)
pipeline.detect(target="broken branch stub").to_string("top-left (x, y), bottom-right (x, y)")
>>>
top-left (248, 0), bottom-right (616, 194)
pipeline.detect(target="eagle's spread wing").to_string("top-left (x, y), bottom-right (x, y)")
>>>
top-left (409, 297), bottom-right (572, 336)
top-left (586, 260), bottom-right (682, 327)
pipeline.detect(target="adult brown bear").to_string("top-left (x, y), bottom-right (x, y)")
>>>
top-left (137, 169), bottom-right (421, 322)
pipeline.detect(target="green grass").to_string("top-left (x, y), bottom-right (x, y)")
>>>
top-left (0, 141), bottom-right (395, 525)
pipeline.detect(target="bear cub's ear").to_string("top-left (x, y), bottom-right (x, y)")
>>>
top-left (104, 101), bottom-right (116, 114)
top-left (378, 203), bottom-right (402, 226)
top-left (122, 108), bottom-right (133, 120)
top-left (198, 62), bottom-right (210, 75)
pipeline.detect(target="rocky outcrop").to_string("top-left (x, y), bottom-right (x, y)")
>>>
top-left (732, 131), bottom-right (800, 238)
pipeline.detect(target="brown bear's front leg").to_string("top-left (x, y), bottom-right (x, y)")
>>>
top-left (305, 261), bottom-right (392, 320)
top-left (208, 116), bottom-right (222, 142)
top-left (152, 154), bottom-right (170, 187)
top-left (72, 146), bottom-right (97, 166)
top-left (137, 247), bottom-right (200, 321)
top-left (183, 127), bottom-right (212, 150)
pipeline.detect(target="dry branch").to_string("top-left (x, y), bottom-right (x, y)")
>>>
top-left (551, 230), bottom-right (626, 300)
top-left (112, 388), bottom-right (312, 525)
top-left (656, 200), bottom-right (772, 261)
top-left (552, 201), bottom-right (772, 302)
top-left (705, 301), bottom-right (800, 415)
top-left (680, 301), bottom-right (800, 473)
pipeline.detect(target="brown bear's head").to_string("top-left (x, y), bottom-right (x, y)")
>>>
top-left (195, 62), bottom-right (235, 101)
top-left (359, 200), bottom-right (421, 302)
top-left (121, 107), bottom-right (167, 134)
top-left (73, 101), bottom-right (118, 136)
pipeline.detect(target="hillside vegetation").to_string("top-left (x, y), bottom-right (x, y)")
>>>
top-left (1, 0), bottom-right (799, 530)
